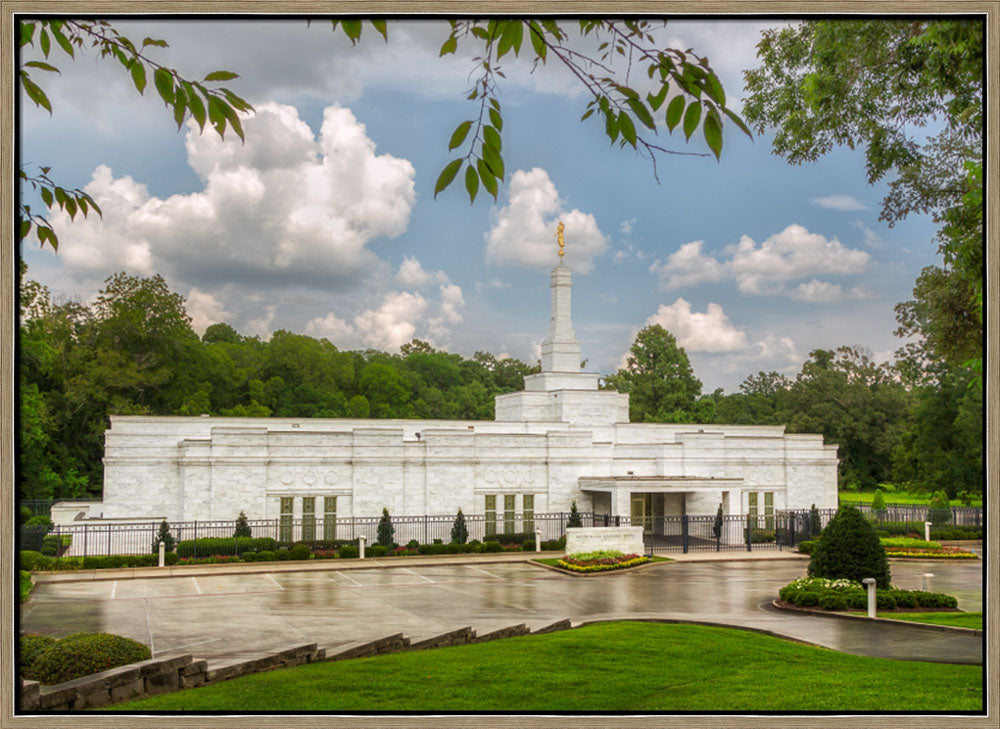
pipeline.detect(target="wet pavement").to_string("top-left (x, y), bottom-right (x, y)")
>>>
top-left (20, 557), bottom-right (983, 665)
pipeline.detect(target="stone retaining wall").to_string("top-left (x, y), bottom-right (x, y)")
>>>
top-left (20, 619), bottom-right (573, 712)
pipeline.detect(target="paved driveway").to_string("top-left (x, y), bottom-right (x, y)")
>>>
top-left (21, 558), bottom-right (983, 665)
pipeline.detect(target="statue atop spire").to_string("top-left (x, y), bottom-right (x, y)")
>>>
top-left (557, 220), bottom-right (565, 258)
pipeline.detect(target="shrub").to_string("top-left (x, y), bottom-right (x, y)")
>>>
top-left (26, 515), bottom-right (54, 528)
top-left (256, 550), bottom-right (275, 561)
top-left (809, 504), bottom-right (822, 538)
top-left (876, 593), bottom-right (897, 610)
top-left (234, 511), bottom-right (252, 538)
top-left (26, 633), bottom-right (151, 684)
top-left (338, 546), bottom-right (359, 559)
top-left (151, 520), bottom-right (176, 554)
top-left (175, 536), bottom-right (277, 558)
top-left (40, 535), bottom-right (62, 557)
top-left (406, 539), bottom-right (420, 550)
top-left (871, 489), bottom-right (886, 511)
top-left (914, 591), bottom-right (958, 608)
top-left (479, 541), bottom-right (503, 553)
top-left (808, 506), bottom-right (891, 589)
top-left (368, 545), bottom-right (388, 557)
top-left (451, 508), bottom-right (468, 545)
top-left (489, 531), bottom-right (536, 545)
top-left (819, 594), bottom-right (848, 611)
top-left (881, 537), bottom-right (942, 550)
top-left (418, 543), bottom-right (448, 555)
top-left (928, 490), bottom-right (953, 526)
top-left (20, 505), bottom-right (33, 523)
top-left (797, 540), bottom-right (817, 555)
top-left (273, 548), bottom-right (291, 560)
top-left (377, 508), bottom-right (395, 548)
top-left (795, 591), bottom-right (821, 607)
top-left (20, 570), bottom-right (33, 601)
top-left (20, 550), bottom-right (54, 572)
top-left (845, 590), bottom-right (867, 610)
top-left (889, 590), bottom-right (918, 608)
top-left (541, 537), bottom-right (566, 551)
top-left (20, 635), bottom-right (56, 672)
top-left (567, 501), bottom-right (582, 528)
top-left (288, 544), bottom-right (311, 560)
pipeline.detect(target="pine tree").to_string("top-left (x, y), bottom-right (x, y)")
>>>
top-left (450, 508), bottom-right (468, 544)
top-left (567, 500), bottom-right (582, 528)
top-left (809, 503), bottom-right (822, 537)
top-left (377, 507), bottom-right (395, 548)
top-left (151, 520), bottom-right (175, 554)
top-left (233, 510), bottom-right (252, 538)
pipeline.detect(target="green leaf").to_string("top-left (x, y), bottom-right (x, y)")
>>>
top-left (581, 108), bottom-right (595, 121)
top-left (40, 187), bottom-right (53, 207)
top-left (626, 98), bottom-right (656, 130)
top-left (184, 82), bottom-right (205, 129)
top-left (496, 20), bottom-right (523, 58)
top-left (723, 107), bottom-right (754, 140)
top-left (370, 19), bottom-right (388, 41)
top-left (217, 98), bottom-right (245, 142)
top-left (39, 28), bottom-right (50, 56)
top-left (439, 34), bottom-right (458, 56)
top-left (130, 61), bottom-right (147, 94)
top-left (341, 19), bottom-right (362, 43)
top-left (142, 37), bottom-right (169, 48)
top-left (618, 111), bottom-right (637, 147)
top-left (448, 120), bottom-right (473, 151)
top-left (19, 219), bottom-right (31, 240)
top-left (464, 164), bottom-right (479, 204)
top-left (477, 158), bottom-right (498, 199)
top-left (434, 159), bottom-right (463, 198)
top-left (528, 21), bottom-right (547, 60)
top-left (483, 125), bottom-right (502, 152)
top-left (21, 73), bottom-right (52, 114)
top-left (203, 70), bottom-right (239, 82)
top-left (54, 187), bottom-right (67, 207)
top-left (19, 22), bottom-right (35, 48)
top-left (646, 83), bottom-right (668, 112)
top-left (703, 109), bottom-right (723, 160)
top-left (488, 108), bottom-right (503, 132)
top-left (704, 73), bottom-right (726, 106)
top-left (666, 95), bottom-right (685, 132)
top-left (683, 100), bottom-right (702, 141)
top-left (481, 143), bottom-right (504, 180)
top-left (25, 60), bottom-right (59, 73)
top-left (65, 197), bottom-right (77, 219)
top-left (605, 110), bottom-right (619, 143)
top-left (154, 68), bottom-right (174, 105)
top-left (50, 24), bottom-right (74, 57)
top-left (36, 224), bottom-right (57, 250)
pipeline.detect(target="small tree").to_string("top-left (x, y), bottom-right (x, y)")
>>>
top-left (808, 506), bottom-right (891, 589)
top-left (377, 507), bottom-right (395, 548)
top-left (450, 508), bottom-right (468, 545)
top-left (809, 503), bottom-right (822, 538)
top-left (871, 489), bottom-right (886, 512)
top-left (567, 500), bottom-right (582, 528)
top-left (151, 520), bottom-right (175, 554)
top-left (928, 490), bottom-right (953, 526)
top-left (234, 510), bottom-right (252, 538)
top-left (713, 503), bottom-right (724, 550)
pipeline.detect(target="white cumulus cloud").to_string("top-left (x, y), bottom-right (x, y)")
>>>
top-left (811, 194), bottom-right (868, 211)
top-left (648, 241), bottom-right (727, 289)
top-left (645, 298), bottom-right (749, 353)
top-left (484, 168), bottom-right (607, 273)
top-left (185, 288), bottom-right (233, 335)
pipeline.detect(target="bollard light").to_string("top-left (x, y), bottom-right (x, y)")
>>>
top-left (922, 573), bottom-right (934, 592)
top-left (924, 521), bottom-right (932, 541)
top-left (158, 540), bottom-right (166, 568)
top-left (359, 535), bottom-right (366, 560)
top-left (535, 529), bottom-right (542, 553)
top-left (862, 578), bottom-right (877, 618)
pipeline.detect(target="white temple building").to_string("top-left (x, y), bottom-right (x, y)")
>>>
top-left (99, 244), bottom-right (839, 528)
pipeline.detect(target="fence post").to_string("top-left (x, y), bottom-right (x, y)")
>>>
top-left (194, 521), bottom-right (198, 558)
top-left (682, 514), bottom-right (689, 554)
top-left (83, 523), bottom-right (88, 559)
top-left (746, 516), bottom-right (752, 552)
top-left (107, 523), bottom-right (111, 557)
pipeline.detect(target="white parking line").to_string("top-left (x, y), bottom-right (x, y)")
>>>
top-left (335, 571), bottom-right (363, 587)
top-left (466, 565), bottom-right (502, 579)
top-left (266, 573), bottom-right (285, 591)
top-left (110, 581), bottom-right (117, 600)
top-left (191, 577), bottom-right (203, 595)
top-left (402, 568), bottom-right (435, 583)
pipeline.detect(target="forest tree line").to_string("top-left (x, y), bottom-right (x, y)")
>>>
top-left (19, 265), bottom-right (981, 503)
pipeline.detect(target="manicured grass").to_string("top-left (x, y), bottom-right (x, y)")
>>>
top-left (850, 612), bottom-right (983, 630)
top-left (106, 622), bottom-right (982, 712)
top-left (19, 570), bottom-right (33, 602)
top-left (839, 491), bottom-right (981, 507)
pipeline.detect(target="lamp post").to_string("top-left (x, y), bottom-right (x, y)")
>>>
top-left (862, 578), bottom-right (877, 618)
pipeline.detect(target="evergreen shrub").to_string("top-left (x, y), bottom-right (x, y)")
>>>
top-left (338, 546), bottom-right (359, 559)
top-left (234, 511), bottom-right (252, 538)
top-left (377, 508), bottom-right (395, 548)
top-left (25, 633), bottom-right (151, 684)
top-left (151, 520), bottom-right (176, 554)
top-left (175, 537), bottom-right (276, 557)
top-left (288, 544), bottom-right (311, 560)
top-left (19, 635), bottom-right (56, 672)
top-left (451, 508), bottom-right (468, 544)
top-left (368, 545), bottom-right (388, 557)
top-left (808, 506), bottom-right (891, 588)
top-left (479, 541), bottom-right (503, 552)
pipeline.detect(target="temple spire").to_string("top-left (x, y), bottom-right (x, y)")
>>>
top-left (540, 221), bottom-right (582, 373)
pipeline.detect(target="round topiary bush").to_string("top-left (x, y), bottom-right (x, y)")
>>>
top-left (808, 506), bottom-right (891, 589)
top-left (26, 633), bottom-right (151, 684)
top-left (20, 634), bottom-right (56, 673)
top-left (288, 543), bottom-right (311, 560)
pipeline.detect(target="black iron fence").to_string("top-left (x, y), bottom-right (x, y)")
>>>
top-left (846, 502), bottom-right (983, 527)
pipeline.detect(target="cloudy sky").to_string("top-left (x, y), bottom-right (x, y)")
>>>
top-left (18, 17), bottom-right (941, 392)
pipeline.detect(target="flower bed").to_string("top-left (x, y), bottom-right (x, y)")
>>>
top-left (778, 577), bottom-right (958, 611)
top-left (884, 546), bottom-right (978, 559)
top-left (554, 550), bottom-right (650, 573)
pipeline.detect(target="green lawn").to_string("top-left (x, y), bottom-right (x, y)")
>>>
top-left (839, 491), bottom-right (981, 507)
top-left (19, 571), bottom-right (33, 602)
top-left (106, 622), bottom-right (982, 712)
top-left (850, 612), bottom-right (982, 630)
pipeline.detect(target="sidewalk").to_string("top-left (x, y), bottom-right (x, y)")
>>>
top-left (30, 548), bottom-right (808, 584)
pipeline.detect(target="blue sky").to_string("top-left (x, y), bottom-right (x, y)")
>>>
top-left (19, 18), bottom-right (942, 393)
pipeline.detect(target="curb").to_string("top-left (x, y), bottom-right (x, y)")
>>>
top-left (770, 599), bottom-right (982, 636)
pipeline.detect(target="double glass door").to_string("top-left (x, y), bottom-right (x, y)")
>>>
top-left (630, 493), bottom-right (653, 533)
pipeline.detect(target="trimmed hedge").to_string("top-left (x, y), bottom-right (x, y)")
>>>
top-left (175, 536), bottom-right (277, 557)
top-left (25, 632), bottom-right (151, 685)
top-left (809, 506), bottom-right (891, 589)
top-left (19, 634), bottom-right (56, 672)
top-left (779, 577), bottom-right (959, 611)
top-left (21, 550), bottom-right (181, 571)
